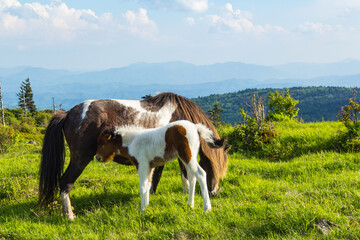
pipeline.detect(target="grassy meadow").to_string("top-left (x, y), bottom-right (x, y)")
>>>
top-left (0, 121), bottom-right (360, 239)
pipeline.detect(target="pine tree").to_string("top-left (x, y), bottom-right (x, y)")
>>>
top-left (141, 94), bottom-right (153, 100)
top-left (17, 78), bottom-right (37, 116)
top-left (208, 101), bottom-right (223, 127)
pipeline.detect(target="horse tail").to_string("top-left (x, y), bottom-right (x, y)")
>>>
top-left (196, 123), bottom-right (226, 149)
top-left (38, 112), bottom-right (67, 207)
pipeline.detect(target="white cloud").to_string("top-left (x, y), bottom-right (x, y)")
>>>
top-left (139, 0), bottom-right (208, 13)
top-left (0, 0), bottom-right (113, 41)
top-left (0, 0), bottom-right (20, 10)
top-left (122, 8), bottom-right (158, 40)
top-left (186, 17), bottom-right (195, 25)
top-left (299, 22), bottom-right (343, 34)
top-left (204, 3), bottom-right (285, 34)
top-left (0, 1), bottom-right (159, 43)
top-left (176, 0), bottom-right (208, 13)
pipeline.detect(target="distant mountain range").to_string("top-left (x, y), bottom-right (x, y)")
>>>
top-left (1, 60), bottom-right (360, 110)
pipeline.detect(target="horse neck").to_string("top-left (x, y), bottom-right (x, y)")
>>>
top-left (115, 125), bottom-right (149, 145)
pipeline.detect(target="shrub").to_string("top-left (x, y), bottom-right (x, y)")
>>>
top-left (35, 111), bottom-right (53, 127)
top-left (336, 96), bottom-right (360, 152)
top-left (226, 109), bottom-right (276, 153)
top-left (0, 126), bottom-right (16, 153)
top-left (16, 117), bottom-right (36, 133)
top-left (267, 89), bottom-right (299, 121)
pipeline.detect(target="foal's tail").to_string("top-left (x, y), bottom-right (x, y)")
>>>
top-left (38, 112), bottom-right (67, 208)
top-left (196, 123), bottom-right (226, 149)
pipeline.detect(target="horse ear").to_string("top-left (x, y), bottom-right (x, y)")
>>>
top-left (224, 145), bottom-right (232, 154)
top-left (104, 133), bottom-right (112, 141)
top-left (102, 129), bottom-right (116, 141)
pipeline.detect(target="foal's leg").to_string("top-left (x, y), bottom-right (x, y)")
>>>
top-left (183, 164), bottom-right (196, 208)
top-left (185, 158), bottom-right (211, 212)
top-left (138, 163), bottom-right (151, 211)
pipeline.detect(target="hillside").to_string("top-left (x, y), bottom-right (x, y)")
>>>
top-left (193, 86), bottom-right (360, 123)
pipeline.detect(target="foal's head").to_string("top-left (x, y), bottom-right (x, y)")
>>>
top-left (96, 130), bottom-right (122, 163)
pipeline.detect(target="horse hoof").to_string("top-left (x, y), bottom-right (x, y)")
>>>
top-left (204, 205), bottom-right (211, 212)
top-left (67, 213), bottom-right (76, 221)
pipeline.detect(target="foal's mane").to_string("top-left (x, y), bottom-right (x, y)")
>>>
top-left (115, 125), bottom-right (146, 135)
top-left (141, 92), bottom-right (228, 180)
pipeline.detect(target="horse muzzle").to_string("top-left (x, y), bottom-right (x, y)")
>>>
top-left (96, 155), bottom-right (103, 162)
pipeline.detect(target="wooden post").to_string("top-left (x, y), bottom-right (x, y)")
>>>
top-left (52, 97), bottom-right (56, 114)
top-left (0, 81), bottom-right (5, 127)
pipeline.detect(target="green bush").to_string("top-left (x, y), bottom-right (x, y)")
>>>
top-left (336, 97), bottom-right (360, 152)
top-left (4, 109), bottom-right (21, 126)
top-left (226, 109), bottom-right (276, 153)
top-left (0, 126), bottom-right (16, 153)
top-left (267, 89), bottom-right (299, 121)
top-left (15, 117), bottom-right (36, 133)
top-left (35, 111), bottom-right (53, 127)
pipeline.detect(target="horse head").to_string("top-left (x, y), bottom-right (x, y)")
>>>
top-left (96, 129), bottom-right (122, 163)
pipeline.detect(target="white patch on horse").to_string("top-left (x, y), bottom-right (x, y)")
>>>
top-left (115, 125), bottom-right (167, 160)
top-left (157, 101), bottom-right (176, 126)
top-left (61, 192), bottom-right (75, 220)
top-left (113, 100), bottom-right (146, 113)
top-left (114, 99), bottom-right (176, 127)
top-left (78, 100), bottom-right (94, 131)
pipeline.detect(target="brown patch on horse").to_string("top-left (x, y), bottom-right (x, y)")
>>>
top-left (143, 92), bottom-right (229, 188)
top-left (165, 125), bottom-right (192, 163)
top-left (150, 157), bottom-right (166, 168)
top-left (119, 146), bottom-right (139, 169)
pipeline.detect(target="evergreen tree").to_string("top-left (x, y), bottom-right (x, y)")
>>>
top-left (141, 94), bottom-right (153, 100)
top-left (208, 101), bottom-right (223, 127)
top-left (17, 78), bottom-right (37, 116)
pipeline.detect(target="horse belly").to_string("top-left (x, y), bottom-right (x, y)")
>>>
top-left (149, 157), bottom-right (168, 168)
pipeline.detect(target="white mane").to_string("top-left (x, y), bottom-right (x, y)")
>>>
top-left (114, 125), bottom-right (147, 135)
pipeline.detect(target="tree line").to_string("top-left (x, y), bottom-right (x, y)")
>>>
top-left (193, 86), bottom-right (360, 123)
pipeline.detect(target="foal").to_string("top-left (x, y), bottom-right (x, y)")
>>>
top-left (96, 120), bottom-right (226, 212)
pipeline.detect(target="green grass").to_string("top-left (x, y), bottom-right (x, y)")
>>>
top-left (1, 122), bottom-right (360, 239)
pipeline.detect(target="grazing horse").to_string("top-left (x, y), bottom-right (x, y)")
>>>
top-left (39, 92), bottom-right (229, 220)
top-left (96, 120), bottom-right (226, 212)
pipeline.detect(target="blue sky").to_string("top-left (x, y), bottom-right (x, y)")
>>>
top-left (1, 0), bottom-right (360, 70)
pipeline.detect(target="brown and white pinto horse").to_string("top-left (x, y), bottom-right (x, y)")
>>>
top-left (96, 120), bottom-right (226, 212)
top-left (39, 92), bottom-right (229, 220)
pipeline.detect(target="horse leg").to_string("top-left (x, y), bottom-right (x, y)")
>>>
top-left (199, 150), bottom-right (218, 195)
top-left (178, 160), bottom-right (189, 194)
top-left (147, 168), bottom-right (154, 202)
top-left (183, 164), bottom-right (196, 208)
top-left (149, 166), bottom-right (164, 194)
top-left (138, 163), bottom-right (151, 211)
top-left (59, 157), bottom-right (92, 220)
top-left (184, 157), bottom-right (211, 212)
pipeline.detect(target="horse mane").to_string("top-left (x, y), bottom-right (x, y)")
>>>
top-left (142, 92), bottom-right (228, 181)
